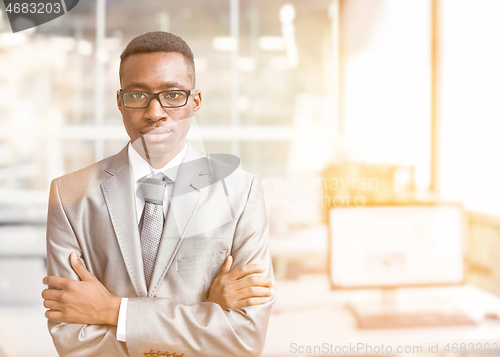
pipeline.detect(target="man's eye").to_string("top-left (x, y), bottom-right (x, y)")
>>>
top-left (166, 92), bottom-right (180, 99)
top-left (130, 92), bottom-right (145, 99)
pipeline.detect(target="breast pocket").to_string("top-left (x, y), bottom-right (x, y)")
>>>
top-left (176, 249), bottom-right (228, 272)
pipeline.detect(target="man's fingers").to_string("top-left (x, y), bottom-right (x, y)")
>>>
top-left (235, 286), bottom-right (274, 301)
top-left (219, 255), bottom-right (233, 275)
top-left (70, 252), bottom-right (95, 282)
top-left (232, 297), bottom-right (273, 309)
top-left (45, 309), bottom-right (65, 322)
top-left (234, 275), bottom-right (275, 290)
top-left (43, 299), bottom-right (63, 311)
top-left (228, 264), bottom-right (266, 280)
top-left (41, 288), bottom-right (61, 301)
top-left (42, 276), bottom-right (68, 290)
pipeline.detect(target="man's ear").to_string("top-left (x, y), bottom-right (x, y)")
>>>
top-left (117, 90), bottom-right (123, 114)
top-left (193, 91), bottom-right (202, 114)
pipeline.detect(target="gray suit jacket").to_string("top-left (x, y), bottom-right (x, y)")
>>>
top-left (46, 143), bottom-right (275, 357)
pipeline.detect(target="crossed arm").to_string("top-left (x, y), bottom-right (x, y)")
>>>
top-left (42, 252), bottom-right (275, 326)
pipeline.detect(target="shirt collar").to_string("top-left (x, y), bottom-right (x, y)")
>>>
top-left (128, 142), bottom-right (187, 184)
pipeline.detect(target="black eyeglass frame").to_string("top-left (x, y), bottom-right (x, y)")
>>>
top-left (118, 89), bottom-right (196, 108)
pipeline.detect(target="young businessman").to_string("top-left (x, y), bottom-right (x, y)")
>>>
top-left (42, 31), bottom-right (275, 357)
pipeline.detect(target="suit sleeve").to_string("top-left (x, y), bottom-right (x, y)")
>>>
top-left (125, 175), bottom-right (275, 357)
top-left (46, 178), bottom-right (129, 357)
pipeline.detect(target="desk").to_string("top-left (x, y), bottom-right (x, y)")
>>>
top-left (262, 278), bottom-right (500, 356)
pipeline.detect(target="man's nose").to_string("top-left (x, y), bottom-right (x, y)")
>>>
top-left (144, 96), bottom-right (167, 122)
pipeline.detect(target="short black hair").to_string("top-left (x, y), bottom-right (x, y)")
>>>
top-left (119, 31), bottom-right (196, 87)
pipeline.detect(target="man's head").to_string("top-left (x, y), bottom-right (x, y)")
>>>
top-left (117, 32), bottom-right (201, 168)
top-left (119, 31), bottom-right (196, 87)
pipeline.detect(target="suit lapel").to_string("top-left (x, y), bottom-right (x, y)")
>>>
top-left (148, 143), bottom-right (212, 296)
top-left (100, 145), bottom-right (148, 297)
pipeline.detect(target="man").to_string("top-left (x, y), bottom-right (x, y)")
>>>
top-left (42, 31), bottom-right (275, 357)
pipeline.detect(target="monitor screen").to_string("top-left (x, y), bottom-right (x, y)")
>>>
top-left (329, 205), bottom-right (465, 289)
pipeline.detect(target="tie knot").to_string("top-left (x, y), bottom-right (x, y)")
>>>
top-left (136, 173), bottom-right (172, 204)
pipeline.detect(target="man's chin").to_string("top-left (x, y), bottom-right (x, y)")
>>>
top-left (143, 131), bottom-right (173, 143)
top-left (131, 138), bottom-right (180, 159)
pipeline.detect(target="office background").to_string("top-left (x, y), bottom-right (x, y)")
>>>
top-left (1, 0), bottom-right (500, 356)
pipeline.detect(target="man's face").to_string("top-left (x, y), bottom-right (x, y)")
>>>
top-left (117, 51), bottom-right (201, 159)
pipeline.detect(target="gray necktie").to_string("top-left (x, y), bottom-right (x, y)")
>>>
top-left (138, 172), bottom-right (172, 289)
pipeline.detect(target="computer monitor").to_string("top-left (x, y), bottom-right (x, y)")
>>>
top-left (328, 204), bottom-right (465, 289)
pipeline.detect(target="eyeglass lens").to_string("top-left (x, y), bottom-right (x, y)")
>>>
top-left (123, 90), bottom-right (188, 108)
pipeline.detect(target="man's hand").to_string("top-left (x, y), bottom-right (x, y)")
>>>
top-left (42, 252), bottom-right (121, 326)
top-left (206, 255), bottom-right (275, 309)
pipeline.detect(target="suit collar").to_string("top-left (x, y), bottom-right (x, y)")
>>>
top-left (103, 144), bottom-right (129, 177)
top-left (101, 145), bottom-right (148, 297)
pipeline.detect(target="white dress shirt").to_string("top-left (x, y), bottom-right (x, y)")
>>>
top-left (116, 142), bottom-right (187, 343)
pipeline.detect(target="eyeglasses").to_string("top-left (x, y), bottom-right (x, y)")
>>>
top-left (118, 89), bottom-right (196, 108)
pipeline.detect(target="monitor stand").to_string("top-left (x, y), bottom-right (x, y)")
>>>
top-left (347, 287), bottom-right (476, 329)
